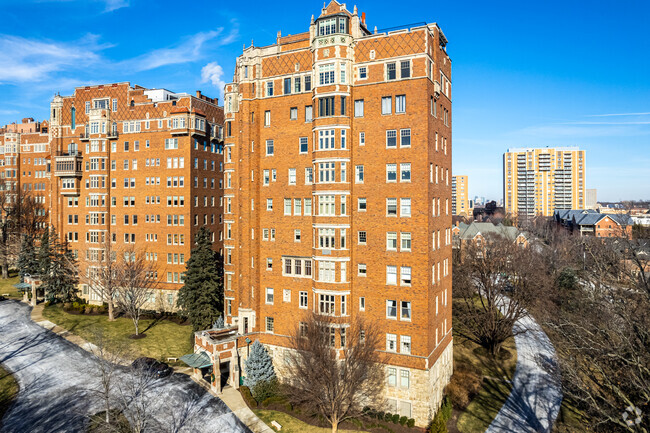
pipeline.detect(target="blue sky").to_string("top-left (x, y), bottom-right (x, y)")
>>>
top-left (0, 0), bottom-right (648, 201)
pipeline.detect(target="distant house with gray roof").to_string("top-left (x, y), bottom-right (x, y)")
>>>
top-left (554, 209), bottom-right (633, 237)
top-left (453, 221), bottom-right (528, 249)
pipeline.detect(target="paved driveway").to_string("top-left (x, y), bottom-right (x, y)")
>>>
top-left (485, 311), bottom-right (563, 433)
top-left (0, 300), bottom-right (249, 433)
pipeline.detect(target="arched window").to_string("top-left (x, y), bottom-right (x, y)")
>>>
top-left (71, 107), bottom-right (76, 129)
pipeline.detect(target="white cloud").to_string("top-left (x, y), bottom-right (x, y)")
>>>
top-left (101, 0), bottom-right (129, 12)
top-left (0, 34), bottom-right (108, 83)
top-left (201, 62), bottom-right (225, 97)
top-left (587, 112), bottom-right (650, 117)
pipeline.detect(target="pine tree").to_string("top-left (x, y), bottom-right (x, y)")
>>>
top-left (177, 227), bottom-right (224, 331)
top-left (37, 227), bottom-right (52, 278)
top-left (243, 340), bottom-right (276, 390)
top-left (17, 234), bottom-right (38, 282)
top-left (45, 229), bottom-right (78, 303)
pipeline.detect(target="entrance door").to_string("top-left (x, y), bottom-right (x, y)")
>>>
top-left (220, 361), bottom-right (230, 389)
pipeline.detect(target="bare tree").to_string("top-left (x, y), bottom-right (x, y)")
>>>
top-left (286, 312), bottom-right (385, 433)
top-left (86, 328), bottom-right (131, 428)
top-left (114, 248), bottom-right (159, 337)
top-left (116, 366), bottom-right (159, 433)
top-left (453, 233), bottom-right (547, 356)
top-left (80, 240), bottom-right (120, 321)
top-left (0, 190), bottom-right (47, 278)
top-left (540, 224), bottom-right (650, 432)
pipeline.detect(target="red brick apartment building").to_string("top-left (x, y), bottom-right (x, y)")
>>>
top-left (44, 83), bottom-right (224, 307)
top-left (0, 118), bottom-right (51, 213)
top-left (221, 1), bottom-right (453, 423)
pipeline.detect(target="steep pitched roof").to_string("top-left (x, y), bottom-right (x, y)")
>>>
top-left (458, 222), bottom-right (522, 241)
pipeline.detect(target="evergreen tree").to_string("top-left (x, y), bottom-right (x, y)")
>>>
top-left (45, 229), bottom-right (78, 303)
top-left (213, 316), bottom-right (225, 329)
top-left (37, 227), bottom-right (52, 278)
top-left (177, 227), bottom-right (224, 331)
top-left (243, 340), bottom-right (276, 390)
top-left (17, 234), bottom-right (38, 282)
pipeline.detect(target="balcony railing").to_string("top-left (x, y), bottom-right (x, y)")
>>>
top-left (53, 151), bottom-right (83, 177)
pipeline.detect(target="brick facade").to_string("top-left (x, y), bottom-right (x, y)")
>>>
top-left (223, 1), bottom-right (453, 425)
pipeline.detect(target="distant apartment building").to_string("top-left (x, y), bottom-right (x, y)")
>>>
top-left (0, 118), bottom-right (51, 213)
top-left (47, 82), bottom-right (224, 307)
top-left (221, 1), bottom-right (453, 424)
top-left (451, 175), bottom-right (469, 216)
top-left (586, 188), bottom-right (597, 209)
top-left (503, 146), bottom-right (586, 217)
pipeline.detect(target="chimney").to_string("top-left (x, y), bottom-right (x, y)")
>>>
top-left (196, 90), bottom-right (202, 99)
top-left (361, 12), bottom-right (366, 25)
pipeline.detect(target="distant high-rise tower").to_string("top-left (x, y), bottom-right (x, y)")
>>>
top-left (586, 188), bottom-right (597, 209)
top-left (503, 147), bottom-right (586, 217)
top-left (452, 175), bottom-right (469, 216)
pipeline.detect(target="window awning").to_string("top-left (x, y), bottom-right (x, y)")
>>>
top-left (14, 283), bottom-right (31, 289)
top-left (180, 352), bottom-right (212, 368)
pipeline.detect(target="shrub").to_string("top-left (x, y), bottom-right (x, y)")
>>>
top-left (252, 377), bottom-right (279, 402)
top-left (440, 396), bottom-right (452, 422)
top-left (384, 412), bottom-right (392, 422)
top-left (391, 414), bottom-right (400, 424)
top-left (240, 386), bottom-right (257, 408)
top-left (376, 411), bottom-right (385, 421)
top-left (261, 396), bottom-right (286, 407)
top-left (446, 369), bottom-right (482, 410)
top-left (407, 418), bottom-right (415, 428)
top-left (399, 416), bottom-right (408, 426)
top-left (428, 415), bottom-right (447, 433)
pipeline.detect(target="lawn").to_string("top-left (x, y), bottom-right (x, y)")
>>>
top-left (0, 364), bottom-right (19, 427)
top-left (42, 304), bottom-right (193, 361)
top-left (0, 270), bottom-right (21, 299)
top-left (253, 410), bottom-right (364, 433)
top-left (453, 336), bottom-right (517, 433)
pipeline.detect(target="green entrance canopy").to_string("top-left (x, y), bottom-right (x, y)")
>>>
top-left (13, 283), bottom-right (31, 289)
top-left (180, 352), bottom-right (212, 368)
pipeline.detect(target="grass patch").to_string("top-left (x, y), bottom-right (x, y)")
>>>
top-left (0, 364), bottom-right (19, 427)
top-left (42, 304), bottom-right (192, 361)
top-left (0, 270), bottom-right (21, 299)
top-left (553, 397), bottom-right (586, 432)
top-left (453, 337), bottom-right (517, 433)
top-left (253, 410), bottom-right (364, 433)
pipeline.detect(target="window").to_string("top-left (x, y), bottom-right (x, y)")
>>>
top-left (319, 294), bottom-right (335, 315)
top-left (264, 110), bottom-right (271, 126)
top-left (387, 266), bottom-right (397, 285)
top-left (319, 162), bottom-right (335, 183)
top-left (319, 63), bottom-right (335, 85)
top-left (318, 129), bottom-right (335, 150)
top-left (358, 263), bottom-right (367, 276)
top-left (299, 291), bottom-right (308, 308)
top-left (386, 130), bottom-right (397, 148)
top-left (355, 165), bottom-right (364, 183)
top-left (386, 164), bottom-right (397, 182)
top-left (318, 195), bottom-right (335, 216)
top-left (387, 232), bottom-right (397, 250)
top-left (401, 232), bottom-right (411, 251)
top-left (266, 317), bottom-right (274, 332)
top-left (305, 167), bottom-right (313, 184)
top-left (386, 62), bottom-right (396, 80)
top-left (395, 95), bottom-right (406, 113)
top-left (284, 78), bottom-right (291, 95)
top-left (284, 198), bottom-right (292, 215)
top-left (358, 231), bottom-right (367, 245)
top-left (400, 163), bottom-right (411, 182)
top-left (400, 266), bottom-right (411, 285)
top-left (266, 198), bottom-right (273, 210)
top-left (386, 334), bottom-right (397, 352)
top-left (381, 96), bottom-right (392, 114)
top-left (305, 105), bottom-right (313, 122)
top-left (318, 228), bottom-right (335, 249)
top-left (400, 368), bottom-right (410, 387)
top-left (386, 300), bottom-right (397, 318)
top-left (305, 75), bottom-right (312, 91)
top-left (359, 131), bottom-right (365, 146)
top-left (294, 76), bottom-right (301, 93)
top-left (359, 66), bottom-right (367, 79)
top-left (387, 198), bottom-right (397, 216)
top-left (358, 198), bottom-right (366, 211)
top-left (401, 301), bottom-right (411, 320)
top-left (266, 140), bottom-right (274, 156)
top-left (267, 81), bottom-right (274, 96)
top-left (340, 62), bottom-right (346, 83)
top-left (319, 96), bottom-right (335, 117)
top-left (266, 287), bottom-right (274, 304)
top-left (290, 107), bottom-right (298, 120)
top-left (294, 198), bottom-right (302, 215)
top-left (400, 60), bottom-right (411, 78)
top-left (354, 99), bottom-right (364, 117)
top-left (294, 229), bottom-right (301, 242)
top-left (340, 96), bottom-right (346, 116)
top-left (299, 137), bottom-right (308, 153)
top-left (400, 129), bottom-right (411, 147)
top-left (401, 198), bottom-right (411, 217)
top-left (288, 168), bottom-right (296, 185)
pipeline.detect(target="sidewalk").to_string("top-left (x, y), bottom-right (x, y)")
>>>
top-left (191, 380), bottom-right (274, 433)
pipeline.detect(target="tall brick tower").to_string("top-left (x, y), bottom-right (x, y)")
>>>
top-left (223, 1), bottom-right (453, 423)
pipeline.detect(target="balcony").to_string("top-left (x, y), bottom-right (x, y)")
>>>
top-left (53, 151), bottom-right (83, 177)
